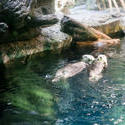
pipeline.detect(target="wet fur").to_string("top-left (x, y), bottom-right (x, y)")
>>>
top-left (89, 55), bottom-right (108, 82)
top-left (52, 61), bottom-right (87, 82)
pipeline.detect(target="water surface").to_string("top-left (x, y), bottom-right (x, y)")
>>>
top-left (0, 38), bottom-right (125, 125)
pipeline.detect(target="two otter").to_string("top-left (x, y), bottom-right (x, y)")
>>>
top-left (52, 54), bottom-right (107, 82)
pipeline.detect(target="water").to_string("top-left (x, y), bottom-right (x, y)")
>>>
top-left (1, 38), bottom-right (125, 125)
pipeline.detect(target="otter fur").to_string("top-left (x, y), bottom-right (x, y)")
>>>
top-left (52, 54), bottom-right (107, 83)
top-left (89, 54), bottom-right (108, 82)
top-left (52, 55), bottom-right (95, 82)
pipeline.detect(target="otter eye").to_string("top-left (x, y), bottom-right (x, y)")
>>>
top-left (98, 56), bottom-right (102, 61)
top-left (100, 57), bottom-right (102, 59)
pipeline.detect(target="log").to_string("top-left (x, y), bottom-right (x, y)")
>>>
top-left (96, 0), bottom-right (106, 10)
top-left (76, 39), bottom-right (120, 47)
top-left (108, 0), bottom-right (113, 13)
top-left (112, 0), bottom-right (120, 13)
top-left (61, 16), bottom-right (112, 41)
top-left (96, 0), bottom-right (102, 10)
top-left (120, 0), bottom-right (125, 10)
top-left (102, 0), bottom-right (107, 9)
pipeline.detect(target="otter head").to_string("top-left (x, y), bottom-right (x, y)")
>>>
top-left (97, 54), bottom-right (108, 68)
top-left (82, 55), bottom-right (95, 65)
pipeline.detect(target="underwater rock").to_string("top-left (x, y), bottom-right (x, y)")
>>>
top-left (0, 0), bottom-right (58, 43)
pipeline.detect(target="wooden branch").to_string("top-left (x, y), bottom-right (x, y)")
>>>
top-left (102, 0), bottom-right (107, 9)
top-left (96, 0), bottom-right (102, 10)
top-left (112, 0), bottom-right (120, 13)
top-left (89, 27), bottom-right (111, 40)
top-left (76, 39), bottom-right (120, 47)
top-left (108, 0), bottom-right (113, 13)
top-left (120, 0), bottom-right (125, 9)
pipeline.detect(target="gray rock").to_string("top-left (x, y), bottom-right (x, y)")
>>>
top-left (0, 0), bottom-right (58, 43)
top-left (0, 22), bottom-right (72, 63)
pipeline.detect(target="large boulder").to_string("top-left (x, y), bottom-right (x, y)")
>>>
top-left (0, 0), bottom-right (58, 43)
top-left (0, 23), bottom-right (72, 64)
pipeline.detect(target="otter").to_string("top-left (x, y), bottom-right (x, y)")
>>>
top-left (52, 54), bottom-right (108, 83)
top-left (52, 55), bottom-right (95, 82)
top-left (89, 54), bottom-right (108, 82)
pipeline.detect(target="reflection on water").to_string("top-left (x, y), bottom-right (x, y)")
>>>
top-left (1, 38), bottom-right (125, 125)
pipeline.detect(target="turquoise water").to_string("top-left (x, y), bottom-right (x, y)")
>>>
top-left (1, 38), bottom-right (125, 125)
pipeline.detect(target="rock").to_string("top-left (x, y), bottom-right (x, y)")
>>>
top-left (67, 6), bottom-right (125, 41)
top-left (41, 23), bottom-right (72, 50)
top-left (0, 23), bottom-right (72, 64)
top-left (61, 16), bottom-right (112, 42)
top-left (0, 0), bottom-right (59, 43)
top-left (0, 0), bottom-right (58, 30)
